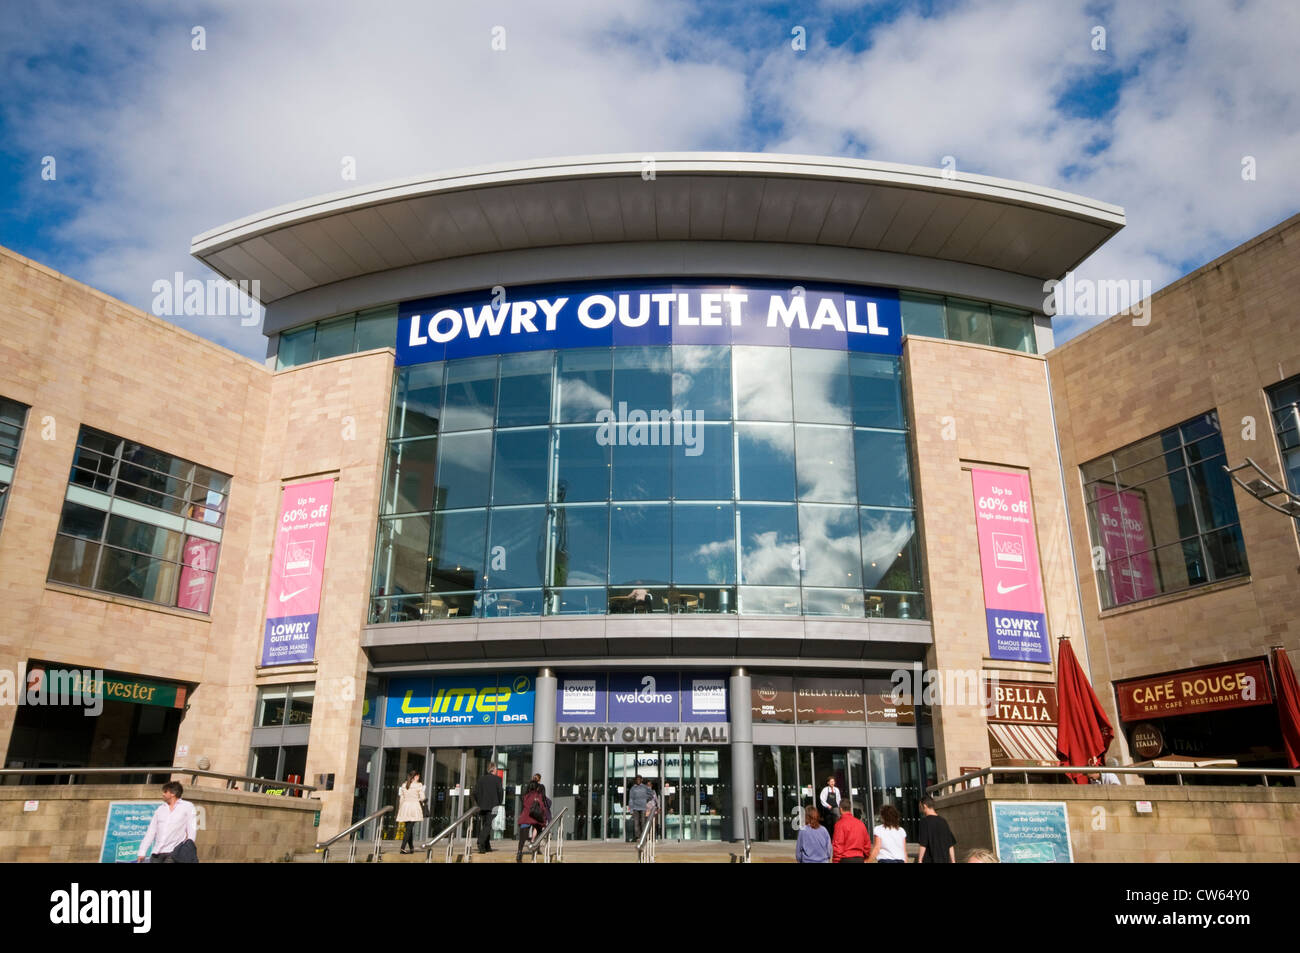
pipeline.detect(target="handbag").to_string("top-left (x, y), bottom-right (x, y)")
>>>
top-left (171, 839), bottom-right (199, 863)
top-left (528, 797), bottom-right (546, 824)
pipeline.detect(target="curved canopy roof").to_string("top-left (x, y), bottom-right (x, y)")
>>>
top-left (191, 153), bottom-right (1125, 305)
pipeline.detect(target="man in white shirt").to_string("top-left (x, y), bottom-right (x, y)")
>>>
top-left (137, 781), bottom-right (197, 863)
top-left (818, 776), bottom-right (841, 839)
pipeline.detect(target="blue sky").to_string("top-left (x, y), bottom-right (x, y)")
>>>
top-left (2, 0), bottom-right (1298, 357)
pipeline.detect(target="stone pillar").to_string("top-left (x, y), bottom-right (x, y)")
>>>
top-left (729, 667), bottom-right (755, 843)
top-left (532, 668), bottom-right (557, 791)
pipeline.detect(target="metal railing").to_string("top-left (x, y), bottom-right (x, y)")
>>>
top-left (523, 807), bottom-right (569, 863)
top-left (0, 765), bottom-right (318, 795)
top-left (637, 809), bottom-right (657, 863)
top-left (741, 807), bottom-right (752, 864)
top-left (928, 765), bottom-right (1300, 797)
top-left (421, 806), bottom-right (480, 864)
top-left (316, 806), bottom-right (393, 863)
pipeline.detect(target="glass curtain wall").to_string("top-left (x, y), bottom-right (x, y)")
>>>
top-left (372, 346), bottom-right (924, 622)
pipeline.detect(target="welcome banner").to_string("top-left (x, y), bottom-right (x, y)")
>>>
top-left (262, 478), bottom-right (335, 666)
top-left (971, 469), bottom-right (1050, 663)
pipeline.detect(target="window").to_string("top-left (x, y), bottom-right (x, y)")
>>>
top-left (249, 683), bottom-right (313, 792)
top-left (1267, 376), bottom-right (1300, 534)
top-left (0, 397), bottom-right (30, 537)
top-left (47, 427), bottom-right (230, 612)
top-left (275, 306), bottom-right (399, 370)
top-left (1081, 412), bottom-right (1248, 608)
top-left (899, 292), bottom-right (1036, 353)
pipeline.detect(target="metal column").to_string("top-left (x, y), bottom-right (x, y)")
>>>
top-left (729, 666), bottom-right (755, 842)
top-left (532, 668), bottom-right (557, 793)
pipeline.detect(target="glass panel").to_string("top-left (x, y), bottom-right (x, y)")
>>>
top-left (1189, 455), bottom-right (1240, 528)
top-left (48, 535), bottom-right (100, 587)
top-left (484, 589), bottom-right (543, 617)
top-left (855, 430), bottom-right (912, 506)
top-left (430, 509), bottom-right (487, 592)
top-left (250, 746), bottom-right (279, 780)
top-left (738, 504), bottom-right (800, 585)
top-left (791, 348), bottom-right (851, 424)
top-left (673, 423), bottom-right (732, 500)
top-left (557, 349), bottom-right (612, 423)
top-left (114, 479), bottom-right (187, 515)
top-left (1136, 469), bottom-right (1198, 546)
top-left (795, 425), bottom-right (856, 502)
top-left (899, 292), bottom-right (945, 339)
top-left (276, 326), bottom-right (316, 369)
top-left (945, 298), bottom-right (992, 346)
top-left (1180, 412), bottom-right (1219, 444)
top-left (57, 501), bottom-right (107, 540)
top-left (287, 685), bottom-right (313, 725)
top-left (802, 588), bottom-right (864, 617)
top-left (738, 586), bottom-right (801, 614)
top-left (486, 505), bottom-right (547, 589)
top-left (672, 345), bottom-right (731, 418)
top-left (105, 514), bottom-right (184, 562)
top-left (381, 437), bottom-right (438, 514)
top-left (550, 504), bottom-right (609, 586)
top-left (849, 353), bottom-right (905, 429)
top-left (612, 439), bottom-right (671, 501)
top-left (442, 356), bottom-right (498, 432)
top-left (733, 347), bottom-right (792, 421)
top-left (491, 429), bottom-right (550, 505)
top-left (860, 509), bottom-right (921, 591)
top-left (354, 306), bottom-right (398, 351)
top-left (672, 503), bottom-right (736, 585)
top-left (313, 315), bottom-right (356, 360)
top-left (610, 503), bottom-right (670, 586)
top-left (548, 587), bottom-right (607, 614)
top-left (798, 503), bottom-right (861, 587)
top-left (869, 747), bottom-right (902, 831)
top-left (497, 351), bottom-right (553, 427)
top-left (390, 363), bottom-right (444, 440)
top-left (372, 514), bottom-right (431, 600)
top-left (1203, 524), bottom-right (1248, 581)
top-left (613, 347), bottom-right (673, 414)
top-left (865, 591), bottom-right (924, 620)
top-left (552, 426), bottom-right (610, 502)
top-left (95, 546), bottom-right (179, 603)
top-left (435, 431), bottom-right (493, 509)
top-left (991, 307), bottom-right (1034, 353)
top-left (736, 423), bottom-right (796, 501)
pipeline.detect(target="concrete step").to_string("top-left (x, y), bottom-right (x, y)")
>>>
top-left (293, 840), bottom-right (795, 863)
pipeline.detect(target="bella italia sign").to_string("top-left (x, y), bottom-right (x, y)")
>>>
top-left (397, 279), bottom-right (902, 364)
top-left (556, 724), bottom-right (729, 745)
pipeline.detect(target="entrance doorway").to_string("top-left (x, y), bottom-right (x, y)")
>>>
top-left (379, 745), bottom-right (532, 844)
top-left (554, 746), bottom-right (729, 841)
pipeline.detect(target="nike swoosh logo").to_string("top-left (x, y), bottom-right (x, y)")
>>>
top-left (996, 582), bottom-right (1027, 594)
top-left (279, 586), bottom-right (309, 603)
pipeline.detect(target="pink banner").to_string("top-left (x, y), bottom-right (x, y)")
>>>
top-left (971, 469), bottom-right (1050, 663)
top-left (177, 537), bottom-right (219, 613)
top-left (1095, 486), bottom-right (1156, 604)
top-left (262, 478), bottom-right (335, 666)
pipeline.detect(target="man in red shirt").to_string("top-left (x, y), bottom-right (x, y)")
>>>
top-left (831, 800), bottom-right (870, 863)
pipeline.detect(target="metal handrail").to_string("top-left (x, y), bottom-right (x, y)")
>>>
top-left (421, 806), bottom-right (481, 864)
top-left (0, 765), bottom-right (318, 795)
top-left (928, 765), bottom-right (1300, 797)
top-left (637, 808), bottom-right (657, 863)
top-left (317, 806), bottom-right (393, 864)
top-left (741, 807), bottom-right (752, 864)
top-left (524, 806), bottom-right (569, 863)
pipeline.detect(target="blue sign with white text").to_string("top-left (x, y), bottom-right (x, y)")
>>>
top-left (385, 673), bottom-right (534, 728)
top-left (396, 279), bottom-right (902, 365)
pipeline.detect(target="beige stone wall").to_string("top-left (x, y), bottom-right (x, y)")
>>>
top-left (1047, 212), bottom-right (1300, 742)
top-left (0, 783), bottom-right (319, 863)
top-left (905, 336), bottom-right (1086, 782)
top-left (936, 782), bottom-right (1300, 863)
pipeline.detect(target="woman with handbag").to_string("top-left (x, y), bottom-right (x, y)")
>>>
top-left (396, 769), bottom-right (426, 855)
top-left (516, 779), bottom-right (550, 862)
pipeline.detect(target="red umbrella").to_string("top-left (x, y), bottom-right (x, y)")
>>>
top-left (1273, 647), bottom-right (1300, 769)
top-left (1055, 636), bottom-right (1114, 784)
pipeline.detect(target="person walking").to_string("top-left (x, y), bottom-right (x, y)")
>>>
top-left (136, 781), bottom-right (197, 863)
top-left (395, 769), bottom-right (425, 855)
top-left (818, 775), bottom-right (841, 840)
top-left (831, 800), bottom-right (869, 863)
top-left (472, 765), bottom-right (504, 854)
top-left (627, 774), bottom-right (652, 843)
top-left (516, 779), bottom-right (550, 862)
top-left (916, 796), bottom-right (957, 863)
top-left (867, 803), bottom-right (907, 863)
top-left (795, 804), bottom-right (832, 863)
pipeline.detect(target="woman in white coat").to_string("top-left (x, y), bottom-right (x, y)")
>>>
top-left (396, 769), bottom-right (426, 854)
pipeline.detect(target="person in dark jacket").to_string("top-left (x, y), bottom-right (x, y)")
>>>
top-left (516, 780), bottom-right (550, 862)
top-left (472, 766), bottom-right (504, 854)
